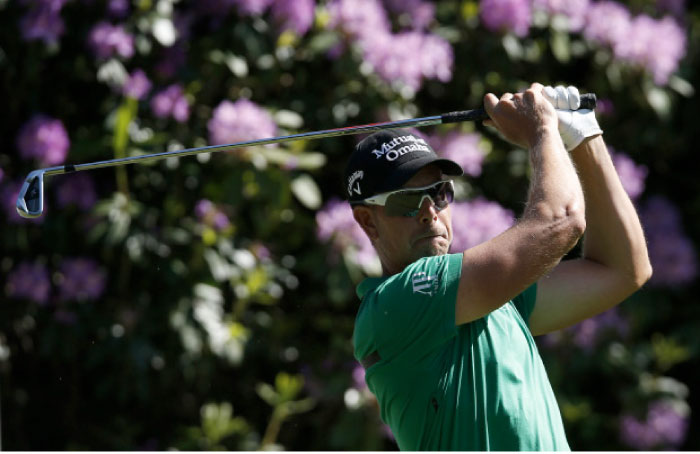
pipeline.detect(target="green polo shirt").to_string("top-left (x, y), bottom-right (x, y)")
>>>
top-left (353, 253), bottom-right (569, 451)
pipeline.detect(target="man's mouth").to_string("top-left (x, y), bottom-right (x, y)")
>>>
top-left (414, 232), bottom-right (447, 244)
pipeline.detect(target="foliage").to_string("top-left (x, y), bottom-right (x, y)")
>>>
top-left (1, 0), bottom-right (698, 450)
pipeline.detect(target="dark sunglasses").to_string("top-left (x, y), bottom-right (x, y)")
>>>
top-left (359, 180), bottom-right (455, 217)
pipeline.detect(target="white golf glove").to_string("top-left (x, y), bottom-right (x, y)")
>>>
top-left (543, 85), bottom-right (603, 151)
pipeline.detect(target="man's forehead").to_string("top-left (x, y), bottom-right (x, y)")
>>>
top-left (403, 165), bottom-right (444, 188)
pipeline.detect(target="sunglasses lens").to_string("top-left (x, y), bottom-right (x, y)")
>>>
top-left (433, 182), bottom-right (454, 209)
top-left (384, 181), bottom-right (454, 217)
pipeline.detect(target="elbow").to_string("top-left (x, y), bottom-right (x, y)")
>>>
top-left (617, 257), bottom-right (653, 296)
top-left (568, 209), bottom-right (586, 241)
top-left (560, 202), bottom-right (586, 248)
top-left (632, 259), bottom-right (653, 289)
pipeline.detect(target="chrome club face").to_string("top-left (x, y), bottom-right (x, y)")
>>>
top-left (16, 169), bottom-right (46, 219)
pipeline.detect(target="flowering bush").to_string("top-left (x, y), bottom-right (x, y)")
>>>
top-left (1, 0), bottom-right (698, 450)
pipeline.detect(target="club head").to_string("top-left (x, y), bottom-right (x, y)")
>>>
top-left (16, 170), bottom-right (45, 218)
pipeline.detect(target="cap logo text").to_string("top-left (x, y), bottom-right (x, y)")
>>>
top-left (371, 136), bottom-right (431, 162)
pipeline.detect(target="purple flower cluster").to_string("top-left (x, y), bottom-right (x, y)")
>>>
top-left (327, 0), bottom-right (453, 91)
top-left (208, 99), bottom-right (277, 146)
top-left (315, 198), bottom-right (377, 269)
top-left (56, 173), bottom-right (98, 211)
top-left (581, 1), bottom-right (629, 47)
top-left (352, 363), bottom-right (366, 390)
top-left (17, 114), bottom-right (70, 166)
top-left (639, 196), bottom-right (698, 286)
top-left (620, 400), bottom-right (689, 449)
top-left (5, 257), bottom-right (106, 304)
top-left (224, 0), bottom-right (315, 36)
top-left (480, 0), bottom-right (532, 37)
top-left (233, 0), bottom-right (273, 15)
top-left (195, 199), bottom-right (232, 231)
top-left (328, 0), bottom-right (389, 41)
top-left (6, 261), bottom-right (51, 304)
top-left (151, 84), bottom-right (190, 122)
top-left (88, 21), bottom-right (135, 60)
top-left (429, 131), bottom-right (487, 177)
top-left (449, 198), bottom-right (515, 252)
top-left (609, 148), bottom-right (648, 201)
top-left (122, 69), bottom-right (152, 100)
top-left (19, 0), bottom-right (69, 45)
top-left (583, 2), bottom-right (686, 84)
top-left (107, 0), bottom-right (131, 19)
top-left (362, 31), bottom-right (453, 91)
top-left (270, 0), bottom-right (316, 36)
top-left (533, 0), bottom-right (590, 31)
top-left (569, 307), bottom-right (628, 351)
top-left (382, 0), bottom-right (435, 29)
top-left (58, 258), bottom-right (107, 302)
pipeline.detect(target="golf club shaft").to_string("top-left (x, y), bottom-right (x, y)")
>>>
top-left (15, 93), bottom-right (597, 218)
top-left (41, 115), bottom-right (447, 178)
top-left (30, 92), bottom-right (598, 178)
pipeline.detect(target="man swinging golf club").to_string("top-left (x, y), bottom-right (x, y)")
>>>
top-left (346, 83), bottom-right (652, 450)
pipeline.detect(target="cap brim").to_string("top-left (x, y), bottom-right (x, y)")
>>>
top-left (375, 156), bottom-right (464, 194)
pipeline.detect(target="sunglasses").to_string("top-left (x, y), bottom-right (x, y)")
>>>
top-left (359, 180), bottom-right (455, 217)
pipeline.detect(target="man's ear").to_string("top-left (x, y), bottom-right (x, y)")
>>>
top-left (352, 205), bottom-right (379, 242)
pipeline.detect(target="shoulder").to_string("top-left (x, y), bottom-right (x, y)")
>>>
top-left (380, 253), bottom-right (464, 297)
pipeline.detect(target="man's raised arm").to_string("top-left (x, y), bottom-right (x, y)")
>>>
top-left (455, 83), bottom-right (586, 325)
top-left (530, 87), bottom-right (652, 335)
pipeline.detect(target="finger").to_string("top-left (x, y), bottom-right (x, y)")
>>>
top-left (500, 92), bottom-right (514, 101)
top-left (555, 85), bottom-right (569, 110)
top-left (483, 119), bottom-right (496, 128)
top-left (543, 85), bottom-right (557, 106)
top-left (483, 93), bottom-right (499, 115)
top-left (567, 85), bottom-right (580, 110)
top-left (529, 82), bottom-right (544, 93)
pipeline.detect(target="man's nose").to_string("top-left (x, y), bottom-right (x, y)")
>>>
top-left (418, 197), bottom-right (438, 224)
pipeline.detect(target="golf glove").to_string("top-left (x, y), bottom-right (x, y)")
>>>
top-left (543, 85), bottom-right (603, 151)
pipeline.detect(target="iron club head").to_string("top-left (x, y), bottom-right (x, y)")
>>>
top-left (16, 170), bottom-right (46, 218)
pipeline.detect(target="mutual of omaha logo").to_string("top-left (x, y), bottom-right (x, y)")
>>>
top-left (348, 170), bottom-right (363, 195)
top-left (412, 271), bottom-right (439, 296)
top-left (371, 135), bottom-right (431, 162)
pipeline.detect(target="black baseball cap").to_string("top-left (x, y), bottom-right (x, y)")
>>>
top-left (344, 129), bottom-right (463, 203)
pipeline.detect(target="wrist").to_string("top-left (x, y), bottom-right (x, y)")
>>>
top-left (571, 132), bottom-right (604, 153)
top-left (529, 124), bottom-right (560, 148)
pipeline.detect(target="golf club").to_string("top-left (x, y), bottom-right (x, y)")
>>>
top-left (16, 94), bottom-right (597, 218)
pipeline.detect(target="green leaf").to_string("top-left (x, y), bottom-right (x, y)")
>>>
top-left (550, 30), bottom-right (570, 63)
top-left (256, 148), bottom-right (327, 170)
top-left (290, 174), bottom-right (322, 209)
top-left (668, 75), bottom-right (695, 97)
top-left (256, 382), bottom-right (280, 407)
top-left (308, 31), bottom-right (340, 54)
top-left (113, 97), bottom-right (137, 158)
top-left (275, 372), bottom-right (304, 402)
top-left (645, 86), bottom-right (672, 119)
top-left (651, 334), bottom-right (691, 372)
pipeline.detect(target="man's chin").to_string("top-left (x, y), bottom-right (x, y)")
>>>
top-left (413, 238), bottom-right (451, 259)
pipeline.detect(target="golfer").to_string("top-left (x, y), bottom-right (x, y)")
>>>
top-left (345, 83), bottom-right (651, 450)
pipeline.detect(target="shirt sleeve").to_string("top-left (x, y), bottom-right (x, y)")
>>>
top-left (511, 282), bottom-right (538, 325)
top-left (371, 253), bottom-right (462, 362)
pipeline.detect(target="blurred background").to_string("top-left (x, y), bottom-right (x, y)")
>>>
top-left (0, 0), bottom-right (698, 450)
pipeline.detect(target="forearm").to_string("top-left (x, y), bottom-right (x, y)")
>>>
top-left (570, 135), bottom-right (652, 286)
top-left (524, 128), bottom-right (585, 231)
